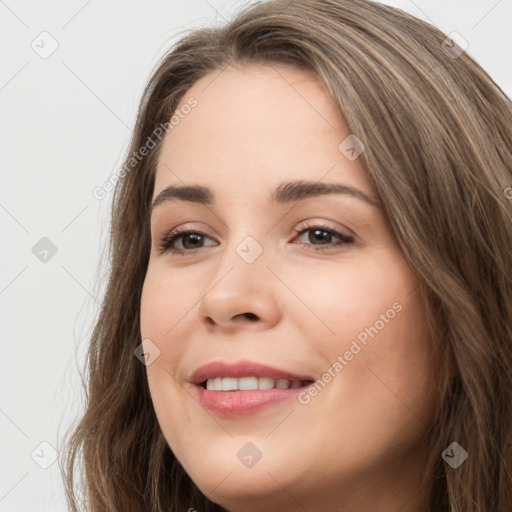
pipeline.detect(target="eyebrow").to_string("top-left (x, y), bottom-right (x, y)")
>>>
top-left (150, 179), bottom-right (382, 215)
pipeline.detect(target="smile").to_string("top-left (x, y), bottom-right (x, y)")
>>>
top-left (189, 360), bottom-right (315, 417)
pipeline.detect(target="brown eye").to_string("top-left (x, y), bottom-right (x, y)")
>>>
top-left (293, 223), bottom-right (354, 251)
top-left (158, 229), bottom-right (217, 254)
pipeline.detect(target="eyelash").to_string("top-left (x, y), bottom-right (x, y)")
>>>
top-left (157, 222), bottom-right (354, 255)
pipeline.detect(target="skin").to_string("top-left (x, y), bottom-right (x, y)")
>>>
top-left (140, 64), bottom-right (439, 512)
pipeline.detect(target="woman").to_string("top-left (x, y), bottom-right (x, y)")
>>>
top-left (61, 0), bottom-right (512, 510)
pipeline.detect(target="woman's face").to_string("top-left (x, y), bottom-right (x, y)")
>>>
top-left (140, 64), bottom-right (439, 512)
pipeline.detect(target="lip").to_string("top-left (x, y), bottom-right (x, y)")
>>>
top-left (189, 359), bottom-right (315, 417)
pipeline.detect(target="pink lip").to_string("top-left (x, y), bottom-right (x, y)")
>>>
top-left (189, 359), bottom-right (314, 417)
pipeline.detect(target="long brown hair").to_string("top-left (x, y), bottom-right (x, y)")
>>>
top-left (60, 0), bottom-right (512, 510)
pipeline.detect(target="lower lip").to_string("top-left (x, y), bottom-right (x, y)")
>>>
top-left (193, 384), bottom-right (307, 417)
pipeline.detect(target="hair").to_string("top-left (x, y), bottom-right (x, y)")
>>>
top-left (60, 0), bottom-right (512, 510)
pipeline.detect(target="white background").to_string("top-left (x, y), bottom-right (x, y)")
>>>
top-left (1, 0), bottom-right (511, 510)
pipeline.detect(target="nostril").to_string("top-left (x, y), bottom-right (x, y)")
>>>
top-left (233, 312), bottom-right (258, 322)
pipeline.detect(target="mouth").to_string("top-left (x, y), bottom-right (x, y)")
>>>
top-left (189, 360), bottom-right (315, 417)
top-left (199, 376), bottom-right (314, 391)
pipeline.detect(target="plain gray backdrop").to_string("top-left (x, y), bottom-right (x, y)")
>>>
top-left (1, 0), bottom-right (511, 510)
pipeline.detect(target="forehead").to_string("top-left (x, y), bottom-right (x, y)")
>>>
top-left (153, 64), bottom-right (372, 201)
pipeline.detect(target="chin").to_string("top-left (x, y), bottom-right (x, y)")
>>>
top-left (177, 440), bottom-right (305, 509)
top-left (194, 472), bottom-right (300, 512)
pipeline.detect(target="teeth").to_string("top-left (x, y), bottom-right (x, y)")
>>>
top-left (206, 377), bottom-right (222, 390)
top-left (258, 377), bottom-right (274, 390)
top-left (205, 377), bottom-right (303, 391)
top-left (222, 377), bottom-right (238, 391)
top-left (239, 376), bottom-right (259, 390)
top-left (275, 379), bottom-right (291, 389)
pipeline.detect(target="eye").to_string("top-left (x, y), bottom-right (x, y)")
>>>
top-left (157, 222), bottom-right (354, 255)
top-left (292, 222), bottom-right (354, 251)
top-left (157, 227), bottom-right (217, 255)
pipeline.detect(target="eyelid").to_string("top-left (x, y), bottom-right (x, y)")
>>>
top-left (294, 219), bottom-right (355, 239)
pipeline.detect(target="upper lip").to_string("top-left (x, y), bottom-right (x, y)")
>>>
top-left (190, 359), bottom-right (314, 385)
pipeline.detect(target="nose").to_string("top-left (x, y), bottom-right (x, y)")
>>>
top-left (197, 240), bottom-right (282, 333)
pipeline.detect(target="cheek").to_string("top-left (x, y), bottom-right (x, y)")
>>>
top-left (140, 265), bottom-right (199, 340)
top-left (324, 286), bottom-right (436, 452)
top-left (139, 272), bottom-right (197, 464)
top-left (139, 268), bottom-right (193, 413)
top-left (284, 257), bottom-right (409, 345)
top-left (291, 257), bottom-right (437, 444)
